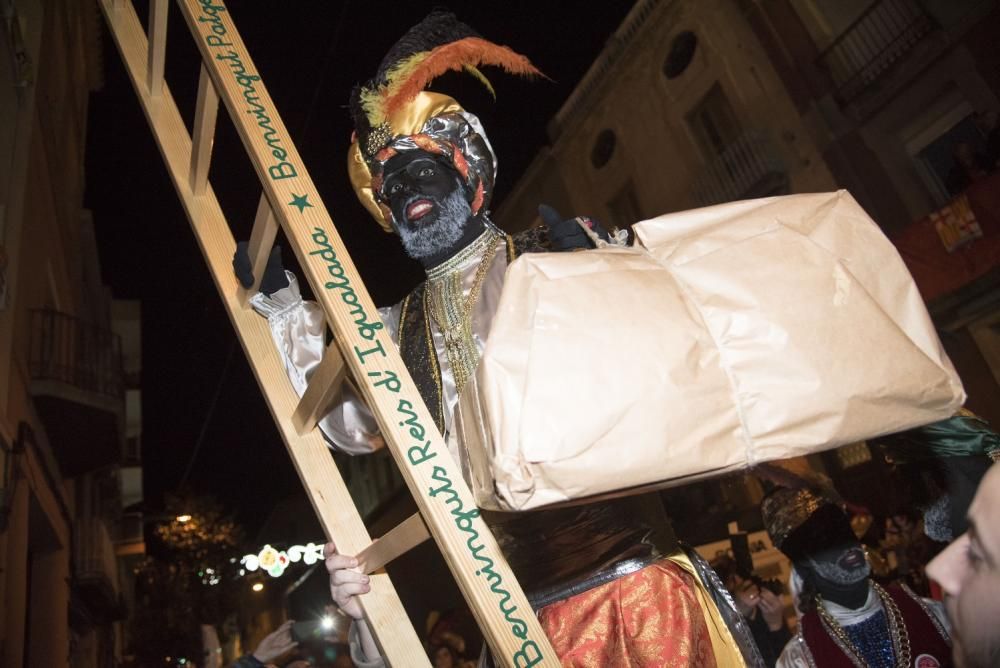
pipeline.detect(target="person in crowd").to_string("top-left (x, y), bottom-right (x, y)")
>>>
top-left (761, 485), bottom-right (952, 667)
top-left (872, 409), bottom-right (1000, 546)
top-left (231, 620), bottom-right (298, 668)
top-left (712, 554), bottom-right (792, 667)
top-left (926, 462), bottom-right (1000, 668)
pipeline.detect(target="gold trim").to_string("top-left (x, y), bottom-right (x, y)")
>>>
top-left (503, 232), bottom-right (515, 262)
top-left (426, 232), bottom-right (500, 396)
top-left (900, 583), bottom-right (951, 645)
top-left (398, 292), bottom-right (412, 351)
top-left (426, 228), bottom-right (500, 280)
top-left (667, 552), bottom-right (749, 668)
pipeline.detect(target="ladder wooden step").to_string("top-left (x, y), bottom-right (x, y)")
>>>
top-left (293, 343), bottom-right (347, 436)
top-left (190, 64), bottom-right (219, 196)
top-left (238, 194), bottom-right (279, 305)
top-left (357, 513), bottom-right (432, 575)
top-left (146, 0), bottom-right (167, 97)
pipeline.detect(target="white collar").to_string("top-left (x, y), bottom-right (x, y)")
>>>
top-left (821, 583), bottom-right (883, 627)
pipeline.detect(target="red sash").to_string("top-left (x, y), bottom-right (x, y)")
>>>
top-left (799, 584), bottom-right (951, 667)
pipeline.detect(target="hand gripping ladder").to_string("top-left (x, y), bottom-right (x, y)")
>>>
top-left (98, 1), bottom-right (558, 665)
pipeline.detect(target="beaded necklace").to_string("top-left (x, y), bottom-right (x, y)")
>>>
top-left (815, 583), bottom-right (911, 668)
top-left (425, 228), bottom-right (501, 395)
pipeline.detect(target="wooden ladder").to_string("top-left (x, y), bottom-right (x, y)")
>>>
top-left (98, 1), bottom-right (558, 665)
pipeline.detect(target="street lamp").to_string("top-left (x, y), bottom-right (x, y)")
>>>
top-left (175, 514), bottom-right (193, 523)
top-left (251, 582), bottom-right (264, 593)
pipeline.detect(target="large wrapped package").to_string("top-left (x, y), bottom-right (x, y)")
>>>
top-left (455, 191), bottom-right (965, 511)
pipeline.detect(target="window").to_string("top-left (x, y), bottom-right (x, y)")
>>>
top-left (915, 114), bottom-right (991, 202)
top-left (687, 84), bottom-right (741, 157)
top-left (663, 31), bottom-right (698, 79)
top-left (591, 129), bottom-right (617, 169)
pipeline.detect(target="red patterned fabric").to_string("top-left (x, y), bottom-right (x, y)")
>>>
top-left (536, 560), bottom-right (717, 667)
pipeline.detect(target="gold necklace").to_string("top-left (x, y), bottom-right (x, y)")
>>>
top-left (815, 583), bottom-right (911, 668)
top-left (426, 229), bottom-right (501, 395)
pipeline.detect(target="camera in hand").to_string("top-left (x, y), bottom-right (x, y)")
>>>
top-left (753, 576), bottom-right (784, 597)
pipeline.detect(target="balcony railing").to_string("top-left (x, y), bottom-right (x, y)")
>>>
top-left (72, 516), bottom-right (126, 625)
top-left (29, 309), bottom-right (124, 400)
top-left (116, 511), bottom-right (145, 547)
top-left (817, 0), bottom-right (934, 104)
top-left (76, 516), bottom-right (119, 580)
top-left (693, 129), bottom-right (787, 207)
top-left (75, 516), bottom-right (120, 592)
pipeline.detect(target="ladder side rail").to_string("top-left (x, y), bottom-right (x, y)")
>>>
top-left (173, 1), bottom-right (557, 665)
top-left (97, 2), bottom-right (427, 664)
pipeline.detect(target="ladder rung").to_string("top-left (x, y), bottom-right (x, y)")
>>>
top-left (293, 343), bottom-right (347, 435)
top-left (146, 0), bottom-right (168, 97)
top-left (239, 194), bottom-right (279, 305)
top-left (356, 513), bottom-right (431, 575)
top-left (189, 64), bottom-right (219, 195)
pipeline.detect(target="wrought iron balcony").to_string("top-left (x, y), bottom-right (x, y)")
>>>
top-left (72, 516), bottom-right (124, 626)
top-left (29, 309), bottom-right (124, 400)
top-left (817, 0), bottom-right (934, 105)
top-left (693, 129), bottom-right (787, 207)
top-left (28, 309), bottom-right (125, 475)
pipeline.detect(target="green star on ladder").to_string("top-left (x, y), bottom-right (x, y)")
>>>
top-left (288, 193), bottom-right (313, 213)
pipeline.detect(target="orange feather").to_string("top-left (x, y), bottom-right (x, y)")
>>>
top-left (382, 37), bottom-right (543, 119)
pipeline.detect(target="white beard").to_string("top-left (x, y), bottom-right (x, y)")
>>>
top-left (395, 188), bottom-right (473, 261)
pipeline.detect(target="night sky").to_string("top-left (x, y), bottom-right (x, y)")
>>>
top-left (84, 1), bottom-right (638, 535)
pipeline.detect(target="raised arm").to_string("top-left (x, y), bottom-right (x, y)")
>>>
top-left (234, 243), bottom-right (393, 455)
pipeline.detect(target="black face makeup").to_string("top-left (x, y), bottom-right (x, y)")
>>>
top-left (379, 150), bottom-right (485, 266)
top-left (380, 152), bottom-right (463, 229)
top-left (806, 542), bottom-right (871, 587)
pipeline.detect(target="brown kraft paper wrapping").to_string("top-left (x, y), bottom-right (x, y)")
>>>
top-left (456, 191), bottom-right (965, 511)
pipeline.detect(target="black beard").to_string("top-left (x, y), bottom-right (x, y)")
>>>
top-left (395, 188), bottom-right (473, 263)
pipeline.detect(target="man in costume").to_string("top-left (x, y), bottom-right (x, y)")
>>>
top-left (239, 11), bottom-right (763, 667)
top-left (871, 409), bottom-right (1000, 546)
top-left (926, 462), bottom-right (1000, 668)
top-left (761, 485), bottom-right (952, 668)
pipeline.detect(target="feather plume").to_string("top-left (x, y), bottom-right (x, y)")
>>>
top-left (377, 37), bottom-right (542, 120)
top-left (462, 65), bottom-right (496, 98)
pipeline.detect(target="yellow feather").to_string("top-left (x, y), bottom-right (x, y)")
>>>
top-left (383, 52), bottom-right (431, 102)
top-left (360, 87), bottom-right (386, 126)
top-left (463, 65), bottom-right (496, 99)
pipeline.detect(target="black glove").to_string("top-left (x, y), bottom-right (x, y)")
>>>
top-left (233, 242), bottom-right (289, 295)
top-left (538, 204), bottom-right (610, 251)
